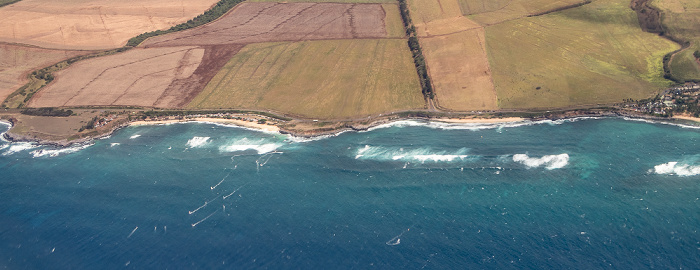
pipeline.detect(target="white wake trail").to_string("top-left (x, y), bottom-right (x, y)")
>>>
top-left (192, 210), bottom-right (219, 227)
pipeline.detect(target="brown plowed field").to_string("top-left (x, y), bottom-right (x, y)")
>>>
top-left (0, 0), bottom-right (220, 50)
top-left (0, 44), bottom-right (90, 103)
top-left (142, 2), bottom-right (389, 48)
top-left (28, 47), bottom-right (211, 108)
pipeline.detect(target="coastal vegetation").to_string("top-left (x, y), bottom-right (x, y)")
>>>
top-left (187, 39), bottom-right (424, 119)
top-left (20, 108), bottom-right (73, 117)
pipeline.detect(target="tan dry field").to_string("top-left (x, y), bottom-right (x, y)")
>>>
top-left (188, 39), bottom-right (424, 119)
top-left (0, 0), bottom-right (220, 50)
top-left (28, 46), bottom-right (246, 108)
top-left (0, 44), bottom-right (90, 103)
top-left (422, 29), bottom-right (497, 111)
top-left (142, 2), bottom-right (392, 48)
top-left (407, 0), bottom-right (497, 110)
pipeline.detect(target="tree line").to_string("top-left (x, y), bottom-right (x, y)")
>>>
top-left (127, 0), bottom-right (245, 47)
top-left (397, 0), bottom-right (434, 100)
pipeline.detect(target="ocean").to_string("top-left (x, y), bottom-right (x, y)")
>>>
top-left (0, 118), bottom-right (699, 269)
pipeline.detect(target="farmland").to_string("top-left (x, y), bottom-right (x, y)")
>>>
top-left (0, 44), bottom-right (89, 104)
top-left (486, 0), bottom-right (678, 108)
top-left (652, 0), bottom-right (700, 81)
top-left (0, 0), bottom-right (220, 50)
top-left (28, 46), bottom-right (209, 108)
top-left (142, 2), bottom-right (398, 48)
top-left (187, 39), bottom-right (424, 119)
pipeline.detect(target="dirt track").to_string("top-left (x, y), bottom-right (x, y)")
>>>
top-left (142, 2), bottom-right (389, 47)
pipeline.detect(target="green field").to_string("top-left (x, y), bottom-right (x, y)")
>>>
top-left (652, 0), bottom-right (700, 81)
top-left (188, 39), bottom-right (424, 119)
top-left (486, 0), bottom-right (679, 109)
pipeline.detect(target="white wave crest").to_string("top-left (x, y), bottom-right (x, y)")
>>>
top-left (186, 136), bottom-right (210, 148)
top-left (365, 118), bottom-right (600, 133)
top-left (2, 142), bottom-right (37, 156)
top-left (653, 162), bottom-right (700, 176)
top-left (513, 154), bottom-right (569, 170)
top-left (219, 138), bottom-right (281, 154)
top-left (355, 145), bottom-right (468, 162)
top-left (130, 134), bottom-right (141, 139)
top-left (30, 144), bottom-right (93, 158)
top-left (110, 143), bottom-right (120, 147)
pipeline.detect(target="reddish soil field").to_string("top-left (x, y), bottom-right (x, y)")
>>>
top-left (142, 2), bottom-right (389, 48)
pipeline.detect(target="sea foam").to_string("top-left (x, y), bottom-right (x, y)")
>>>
top-left (186, 136), bottom-right (210, 148)
top-left (2, 142), bottom-right (37, 156)
top-left (513, 154), bottom-right (569, 170)
top-left (355, 145), bottom-right (469, 162)
top-left (653, 162), bottom-right (700, 176)
top-left (30, 144), bottom-right (93, 158)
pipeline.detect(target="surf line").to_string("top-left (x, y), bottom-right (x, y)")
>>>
top-left (386, 228), bottom-right (411, 246)
top-left (192, 210), bottom-right (219, 227)
top-left (127, 226), bottom-right (138, 238)
top-left (189, 196), bottom-right (219, 215)
top-left (211, 172), bottom-right (231, 190)
top-left (223, 183), bottom-right (248, 200)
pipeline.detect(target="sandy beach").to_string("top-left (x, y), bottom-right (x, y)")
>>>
top-left (673, 115), bottom-right (700, 123)
top-left (128, 118), bottom-right (280, 132)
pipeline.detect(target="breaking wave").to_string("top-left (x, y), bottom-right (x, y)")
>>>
top-left (652, 162), bottom-right (700, 176)
top-left (30, 144), bottom-right (93, 158)
top-left (355, 145), bottom-right (469, 162)
top-left (2, 142), bottom-right (37, 156)
top-left (219, 138), bottom-right (282, 154)
top-left (186, 136), bottom-right (210, 148)
top-left (130, 134), bottom-right (141, 139)
top-left (366, 118), bottom-right (600, 132)
top-left (513, 154), bottom-right (569, 170)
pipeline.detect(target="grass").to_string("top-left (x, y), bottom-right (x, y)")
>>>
top-left (187, 39), bottom-right (424, 119)
top-left (652, 0), bottom-right (700, 81)
top-left (383, 4), bottom-right (406, 38)
top-left (485, 0), bottom-right (679, 109)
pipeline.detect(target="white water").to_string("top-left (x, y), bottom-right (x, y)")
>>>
top-left (653, 162), bottom-right (700, 176)
top-left (2, 142), bottom-right (37, 156)
top-left (186, 136), bottom-right (210, 148)
top-left (355, 145), bottom-right (469, 163)
top-left (219, 138), bottom-right (281, 154)
top-left (30, 144), bottom-right (93, 158)
top-left (512, 154), bottom-right (569, 170)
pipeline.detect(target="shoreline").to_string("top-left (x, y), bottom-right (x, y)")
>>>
top-left (128, 118), bottom-right (280, 133)
top-left (1, 110), bottom-right (698, 147)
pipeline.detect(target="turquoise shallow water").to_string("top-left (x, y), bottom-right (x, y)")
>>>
top-left (0, 118), bottom-right (699, 269)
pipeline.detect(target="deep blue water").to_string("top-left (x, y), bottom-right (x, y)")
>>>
top-left (1, 118), bottom-right (699, 269)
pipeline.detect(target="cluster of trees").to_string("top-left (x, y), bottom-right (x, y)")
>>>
top-left (20, 107), bottom-right (73, 117)
top-left (694, 50), bottom-right (700, 60)
top-left (79, 116), bottom-right (99, 132)
top-left (127, 0), bottom-right (245, 47)
top-left (398, 0), bottom-right (434, 100)
top-left (672, 97), bottom-right (700, 117)
top-left (140, 109), bottom-right (291, 121)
